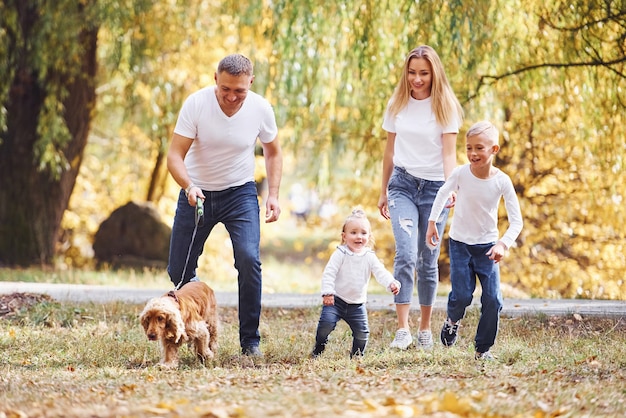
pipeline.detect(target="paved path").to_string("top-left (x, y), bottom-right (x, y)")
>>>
top-left (1, 281), bottom-right (625, 318)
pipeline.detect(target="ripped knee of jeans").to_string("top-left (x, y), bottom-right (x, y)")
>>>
top-left (398, 217), bottom-right (413, 237)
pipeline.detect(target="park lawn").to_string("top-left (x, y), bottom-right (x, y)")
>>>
top-left (1, 297), bottom-right (625, 418)
top-left (0, 223), bottom-right (332, 295)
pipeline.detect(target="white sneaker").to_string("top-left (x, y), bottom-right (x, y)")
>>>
top-left (390, 328), bottom-right (413, 350)
top-left (475, 351), bottom-right (495, 361)
top-left (417, 330), bottom-right (434, 350)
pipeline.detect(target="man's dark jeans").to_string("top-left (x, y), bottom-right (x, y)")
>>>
top-left (168, 181), bottom-right (262, 349)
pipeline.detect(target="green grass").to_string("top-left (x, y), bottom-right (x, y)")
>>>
top-left (1, 299), bottom-right (625, 417)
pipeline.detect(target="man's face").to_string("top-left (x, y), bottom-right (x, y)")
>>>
top-left (214, 71), bottom-right (253, 114)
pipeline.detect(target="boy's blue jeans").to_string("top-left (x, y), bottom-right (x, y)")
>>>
top-left (167, 181), bottom-right (262, 349)
top-left (387, 166), bottom-right (449, 306)
top-left (447, 238), bottom-right (503, 353)
top-left (313, 297), bottom-right (369, 357)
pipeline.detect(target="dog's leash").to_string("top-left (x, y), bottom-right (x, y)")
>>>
top-left (175, 197), bottom-right (204, 291)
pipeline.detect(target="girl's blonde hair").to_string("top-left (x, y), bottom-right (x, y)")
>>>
top-left (341, 207), bottom-right (375, 248)
top-left (387, 45), bottom-right (464, 127)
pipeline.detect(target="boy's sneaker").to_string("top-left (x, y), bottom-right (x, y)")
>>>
top-left (440, 318), bottom-right (460, 347)
top-left (416, 330), bottom-right (433, 350)
top-left (242, 346), bottom-right (263, 357)
top-left (390, 328), bottom-right (413, 349)
top-left (475, 351), bottom-right (495, 361)
top-left (310, 344), bottom-right (325, 359)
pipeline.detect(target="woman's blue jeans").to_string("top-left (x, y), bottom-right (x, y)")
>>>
top-left (313, 297), bottom-right (369, 357)
top-left (387, 166), bottom-right (449, 306)
top-left (447, 238), bottom-right (503, 353)
top-left (167, 181), bottom-right (262, 349)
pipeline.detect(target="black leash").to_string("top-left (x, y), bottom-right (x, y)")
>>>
top-left (175, 197), bottom-right (204, 291)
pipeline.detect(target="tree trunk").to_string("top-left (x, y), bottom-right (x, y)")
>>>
top-left (146, 143), bottom-right (168, 203)
top-left (0, 5), bottom-right (98, 266)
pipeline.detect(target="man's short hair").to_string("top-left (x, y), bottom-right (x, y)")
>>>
top-left (218, 54), bottom-right (253, 76)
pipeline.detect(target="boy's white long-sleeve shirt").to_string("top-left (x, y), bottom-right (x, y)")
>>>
top-left (429, 164), bottom-right (523, 248)
top-left (320, 245), bottom-right (400, 304)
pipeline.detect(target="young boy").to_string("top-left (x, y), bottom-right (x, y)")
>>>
top-left (426, 121), bottom-right (523, 360)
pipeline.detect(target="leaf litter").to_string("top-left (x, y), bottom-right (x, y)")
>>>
top-left (0, 293), bottom-right (625, 417)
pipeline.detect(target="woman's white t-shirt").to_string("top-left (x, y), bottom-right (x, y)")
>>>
top-left (382, 96), bottom-right (459, 181)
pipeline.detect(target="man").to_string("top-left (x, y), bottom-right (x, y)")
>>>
top-left (166, 54), bottom-right (282, 356)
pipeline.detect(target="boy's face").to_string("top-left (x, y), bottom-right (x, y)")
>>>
top-left (466, 133), bottom-right (499, 168)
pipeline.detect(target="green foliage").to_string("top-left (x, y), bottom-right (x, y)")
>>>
top-left (1, 1), bottom-right (92, 175)
top-left (3, 0), bottom-right (623, 297)
top-left (456, 1), bottom-right (626, 298)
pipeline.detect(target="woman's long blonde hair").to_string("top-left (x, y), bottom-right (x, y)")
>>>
top-left (387, 45), bottom-right (463, 127)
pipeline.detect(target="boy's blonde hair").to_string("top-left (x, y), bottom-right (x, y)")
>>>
top-left (342, 207), bottom-right (374, 248)
top-left (466, 120), bottom-right (499, 145)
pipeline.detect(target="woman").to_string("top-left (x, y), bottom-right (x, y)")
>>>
top-left (378, 45), bottom-right (463, 350)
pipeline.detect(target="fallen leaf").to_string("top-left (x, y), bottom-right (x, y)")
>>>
top-left (392, 404), bottom-right (415, 417)
top-left (155, 401), bottom-right (176, 411)
top-left (120, 383), bottom-right (137, 393)
top-left (5, 409), bottom-right (28, 418)
top-left (142, 407), bottom-right (171, 415)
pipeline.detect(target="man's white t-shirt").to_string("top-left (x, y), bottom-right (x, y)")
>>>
top-left (174, 86), bottom-right (278, 191)
top-left (429, 164), bottom-right (523, 248)
top-left (382, 96), bottom-right (460, 181)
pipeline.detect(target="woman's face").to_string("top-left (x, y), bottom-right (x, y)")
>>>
top-left (407, 57), bottom-right (432, 100)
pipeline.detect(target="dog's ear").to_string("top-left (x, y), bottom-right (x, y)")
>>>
top-left (139, 311), bottom-right (150, 331)
top-left (139, 300), bottom-right (156, 330)
top-left (165, 311), bottom-right (186, 343)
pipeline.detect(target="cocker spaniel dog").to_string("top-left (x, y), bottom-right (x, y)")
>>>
top-left (140, 281), bottom-right (218, 368)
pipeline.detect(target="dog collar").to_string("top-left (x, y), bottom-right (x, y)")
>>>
top-left (167, 290), bottom-right (179, 304)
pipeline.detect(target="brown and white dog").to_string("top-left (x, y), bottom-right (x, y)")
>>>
top-left (139, 281), bottom-right (218, 368)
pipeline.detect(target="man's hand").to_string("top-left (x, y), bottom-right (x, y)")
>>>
top-left (265, 195), bottom-right (281, 223)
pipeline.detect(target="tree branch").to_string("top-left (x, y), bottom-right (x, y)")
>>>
top-left (465, 56), bottom-right (626, 102)
top-left (540, 10), bottom-right (626, 33)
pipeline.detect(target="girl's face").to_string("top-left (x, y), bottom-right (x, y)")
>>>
top-left (407, 57), bottom-right (432, 100)
top-left (342, 219), bottom-right (371, 253)
top-left (466, 133), bottom-right (499, 170)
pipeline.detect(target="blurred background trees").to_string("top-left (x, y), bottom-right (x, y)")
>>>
top-left (1, 0), bottom-right (624, 299)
